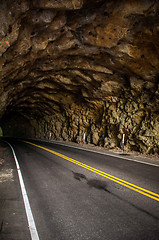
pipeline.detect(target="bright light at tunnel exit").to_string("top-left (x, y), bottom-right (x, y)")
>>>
top-left (0, 127), bottom-right (3, 136)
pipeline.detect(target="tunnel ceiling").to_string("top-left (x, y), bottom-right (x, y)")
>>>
top-left (0, 0), bottom-right (159, 119)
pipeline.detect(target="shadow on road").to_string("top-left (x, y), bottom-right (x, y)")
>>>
top-left (72, 171), bottom-right (159, 221)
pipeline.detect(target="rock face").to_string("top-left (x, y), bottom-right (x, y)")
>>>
top-left (0, 0), bottom-right (159, 154)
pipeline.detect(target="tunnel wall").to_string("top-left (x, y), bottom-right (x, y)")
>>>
top-left (0, 0), bottom-right (159, 155)
top-left (2, 100), bottom-right (159, 154)
top-left (5, 97), bottom-right (157, 154)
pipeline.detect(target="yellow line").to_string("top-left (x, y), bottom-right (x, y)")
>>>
top-left (23, 141), bottom-right (159, 202)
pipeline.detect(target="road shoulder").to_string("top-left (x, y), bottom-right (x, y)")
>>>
top-left (0, 142), bottom-right (30, 240)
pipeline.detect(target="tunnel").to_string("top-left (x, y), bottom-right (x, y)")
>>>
top-left (0, 0), bottom-right (159, 154)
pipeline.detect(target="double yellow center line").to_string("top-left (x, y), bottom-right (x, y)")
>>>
top-left (24, 141), bottom-right (159, 202)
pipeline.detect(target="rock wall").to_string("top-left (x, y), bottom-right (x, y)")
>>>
top-left (20, 95), bottom-right (158, 154)
top-left (1, 91), bottom-right (159, 154)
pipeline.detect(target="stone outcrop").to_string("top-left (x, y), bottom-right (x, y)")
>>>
top-left (0, 0), bottom-right (159, 154)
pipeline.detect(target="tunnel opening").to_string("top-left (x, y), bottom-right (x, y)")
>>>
top-left (0, 112), bottom-right (35, 138)
top-left (0, 0), bottom-right (159, 154)
top-left (0, 126), bottom-right (3, 137)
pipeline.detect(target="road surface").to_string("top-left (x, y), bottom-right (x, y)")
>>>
top-left (1, 138), bottom-right (159, 240)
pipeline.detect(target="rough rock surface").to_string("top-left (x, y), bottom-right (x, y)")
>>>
top-left (0, 0), bottom-right (159, 154)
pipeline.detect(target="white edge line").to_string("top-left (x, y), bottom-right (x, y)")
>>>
top-left (5, 141), bottom-right (40, 240)
top-left (31, 138), bottom-right (159, 168)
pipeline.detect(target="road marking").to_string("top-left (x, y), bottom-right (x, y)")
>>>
top-left (33, 139), bottom-right (159, 168)
top-left (24, 140), bottom-right (159, 202)
top-left (51, 142), bottom-right (159, 167)
top-left (7, 142), bottom-right (40, 240)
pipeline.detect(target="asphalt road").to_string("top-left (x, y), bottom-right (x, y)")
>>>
top-left (2, 138), bottom-right (159, 240)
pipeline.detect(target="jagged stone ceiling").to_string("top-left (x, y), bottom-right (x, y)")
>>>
top-left (0, 0), bottom-right (159, 153)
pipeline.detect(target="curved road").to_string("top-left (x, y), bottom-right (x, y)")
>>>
top-left (2, 138), bottom-right (159, 240)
